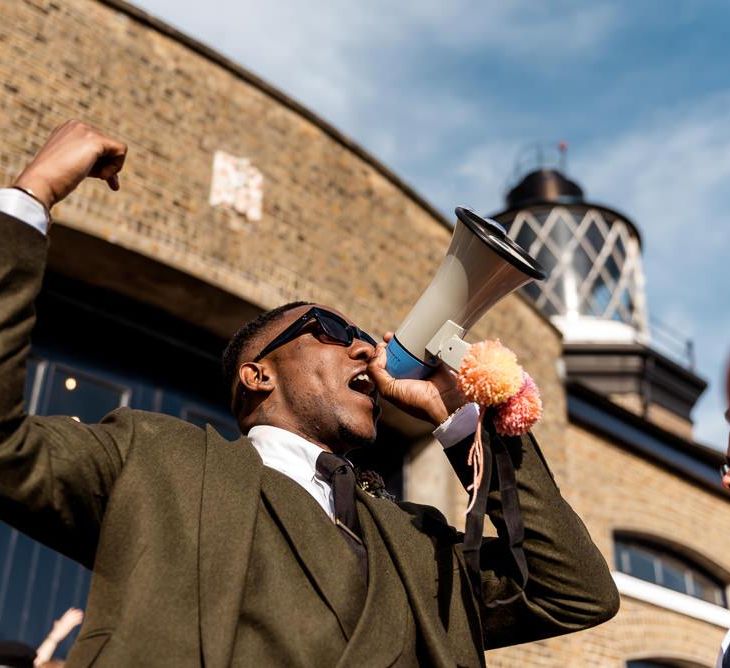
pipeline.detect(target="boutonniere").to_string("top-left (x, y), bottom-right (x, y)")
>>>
top-left (355, 468), bottom-right (396, 502)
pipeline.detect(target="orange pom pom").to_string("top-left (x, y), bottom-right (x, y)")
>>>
top-left (494, 372), bottom-right (542, 436)
top-left (457, 339), bottom-right (523, 406)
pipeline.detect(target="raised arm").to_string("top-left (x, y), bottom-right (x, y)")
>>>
top-left (368, 335), bottom-right (619, 647)
top-left (0, 121), bottom-right (133, 566)
top-left (445, 430), bottom-right (619, 647)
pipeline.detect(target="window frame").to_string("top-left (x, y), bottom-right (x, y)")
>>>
top-left (614, 534), bottom-right (727, 607)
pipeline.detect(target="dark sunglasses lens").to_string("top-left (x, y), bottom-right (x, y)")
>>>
top-left (317, 314), bottom-right (352, 345)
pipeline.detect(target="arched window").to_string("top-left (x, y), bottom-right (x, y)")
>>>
top-left (615, 535), bottom-right (727, 607)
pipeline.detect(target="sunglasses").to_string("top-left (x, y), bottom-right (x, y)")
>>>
top-left (253, 307), bottom-right (377, 362)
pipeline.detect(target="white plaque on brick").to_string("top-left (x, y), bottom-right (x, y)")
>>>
top-left (209, 150), bottom-right (263, 221)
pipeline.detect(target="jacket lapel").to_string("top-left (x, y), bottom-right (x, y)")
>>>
top-left (199, 429), bottom-right (262, 668)
top-left (260, 467), bottom-right (366, 640)
top-left (356, 490), bottom-right (457, 668)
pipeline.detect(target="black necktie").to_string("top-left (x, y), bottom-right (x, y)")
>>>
top-left (316, 451), bottom-right (367, 580)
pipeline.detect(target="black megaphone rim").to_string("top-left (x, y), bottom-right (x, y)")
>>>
top-left (454, 206), bottom-right (547, 281)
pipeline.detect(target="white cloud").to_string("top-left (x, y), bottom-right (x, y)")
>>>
top-left (398, 0), bottom-right (619, 59)
top-left (135, 0), bottom-right (621, 135)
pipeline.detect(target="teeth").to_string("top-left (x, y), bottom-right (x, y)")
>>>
top-left (349, 372), bottom-right (376, 398)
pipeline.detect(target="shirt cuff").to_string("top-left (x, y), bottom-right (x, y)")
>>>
top-left (0, 188), bottom-right (49, 235)
top-left (432, 402), bottom-right (479, 449)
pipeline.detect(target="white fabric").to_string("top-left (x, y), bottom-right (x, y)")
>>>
top-left (0, 188), bottom-right (48, 235)
top-left (248, 425), bottom-right (337, 519)
top-left (433, 402), bottom-right (479, 448)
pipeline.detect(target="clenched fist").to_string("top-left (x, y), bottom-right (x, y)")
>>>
top-left (13, 120), bottom-right (127, 211)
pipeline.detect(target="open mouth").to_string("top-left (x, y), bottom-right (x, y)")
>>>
top-left (348, 371), bottom-right (377, 402)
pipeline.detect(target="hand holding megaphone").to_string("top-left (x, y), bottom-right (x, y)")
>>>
top-left (385, 207), bottom-right (545, 380)
top-left (368, 332), bottom-right (469, 427)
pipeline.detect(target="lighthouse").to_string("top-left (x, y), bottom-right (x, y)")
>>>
top-left (491, 146), bottom-right (706, 438)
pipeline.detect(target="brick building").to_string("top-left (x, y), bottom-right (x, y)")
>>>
top-left (0, 1), bottom-right (727, 665)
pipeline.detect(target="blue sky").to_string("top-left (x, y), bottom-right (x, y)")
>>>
top-left (135, 0), bottom-right (730, 449)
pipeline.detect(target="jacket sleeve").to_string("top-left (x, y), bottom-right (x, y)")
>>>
top-left (444, 430), bottom-right (620, 648)
top-left (0, 213), bottom-right (134, 567)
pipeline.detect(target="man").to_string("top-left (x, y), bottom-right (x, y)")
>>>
top-left (0, 121), bottom-right (619, 666)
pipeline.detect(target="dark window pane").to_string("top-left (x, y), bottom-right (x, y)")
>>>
top-left (615, 234), bottom-right (627, 262)
top-left (41, 364), bottom-right (128, 422)
top-left (572, 243), bottom-right (593, 282)
top-left (531, 208), bottom-right (552, 226)
top-left (627, 547), bottom-right (657, 583)
top-left (515, 223), bottom-right (537, 254)
top-left (584, 219), bottom-right (605, 256)
top-left (548, 215), bottom-right (573, 249)
top-left (604, 253), bottom-right (621, 282)
top-left (0, 524), bottom-right (90, 649)
top-left (591, 274), bottom-right (612, 313)
top-left (659, 559), bottom-right (687, 595)
top-left (536, 245), bottom-right (558, 275)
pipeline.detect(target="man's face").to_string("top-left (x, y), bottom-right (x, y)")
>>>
top-left (255, 304), bottom-right (380, 453)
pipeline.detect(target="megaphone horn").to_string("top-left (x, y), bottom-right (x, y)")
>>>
top-left (385, 207), bottom-right (546, 379)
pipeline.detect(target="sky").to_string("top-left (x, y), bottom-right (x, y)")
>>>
top-left (134, 0), bottom-right (730, 449)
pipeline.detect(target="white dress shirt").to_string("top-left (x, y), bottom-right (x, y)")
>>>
top-left (0, 188), bottom-right (49, 235)
top-left (0, 186), bottom-right (480, 510)
top-left (248, 425), bottom-right (337, 519)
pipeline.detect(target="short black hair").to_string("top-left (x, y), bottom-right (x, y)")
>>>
top-left (222, 301), bottom-right (312, 414)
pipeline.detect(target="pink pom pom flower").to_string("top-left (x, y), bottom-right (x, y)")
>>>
top-left (457, 339), bottom-right (523, 406)
top-left (494, 372), bottom-right (542, 436)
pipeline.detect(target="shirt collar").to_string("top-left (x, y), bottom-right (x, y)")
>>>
top-left (246, 425), bottom-right (324, 483)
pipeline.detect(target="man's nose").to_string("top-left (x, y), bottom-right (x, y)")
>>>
top-left (349, 337), bottom-right (375, 361)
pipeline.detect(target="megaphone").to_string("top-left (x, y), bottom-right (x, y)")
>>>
top-left (385, 207), bottom-right (546, 379)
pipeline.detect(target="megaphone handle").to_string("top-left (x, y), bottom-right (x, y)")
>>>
top-left (438, 334), bottom-right (471, 372)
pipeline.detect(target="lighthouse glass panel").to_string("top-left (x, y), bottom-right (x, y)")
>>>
top-left (500, 205), bottom-right (647, 334)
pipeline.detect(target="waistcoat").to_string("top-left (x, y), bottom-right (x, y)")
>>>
top-left (232, 467), bottom-right (420, 667)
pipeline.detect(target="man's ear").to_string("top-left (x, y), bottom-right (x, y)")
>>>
top-left (239, 362), bottom-right (276, 395)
